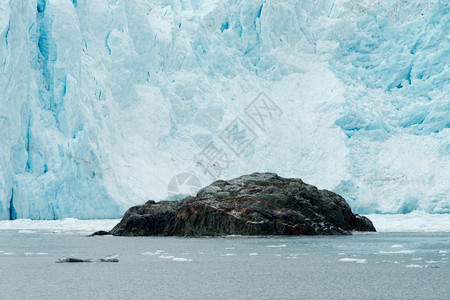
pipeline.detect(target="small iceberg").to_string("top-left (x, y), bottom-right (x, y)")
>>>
top-left (56, 255), bottom-right (119, 263)
top-left (56, 257), bottom-right (94, 263)
top-left (98, 255), bottom-right (119, 262)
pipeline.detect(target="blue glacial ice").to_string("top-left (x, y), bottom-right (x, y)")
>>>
top-left (0, 0), bottom-right (448, 219)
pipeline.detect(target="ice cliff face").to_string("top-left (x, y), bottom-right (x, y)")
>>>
top-left (0, 0), bottom-right (448, 219)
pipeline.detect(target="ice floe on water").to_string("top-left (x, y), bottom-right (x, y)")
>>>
top-left (405, 264), bottom-right (422, 268)
top-left (339, 258), bottom-right (367, 264)
top-left (142, 250), bottom-right (165, 256)
top-left (249, 253), bottom-right (258, 256)
top-left (172, 257), bottom-right (193, 262)
top-left (267, 244), bottom-right (287, 248)
top-left (56, 255), bottom-right (118, 263)
top-left (18, 230), bottom-right (37, 234)
top-left (98, 255), bottom-right (119, 263)
top-left (56, 257), bottom-right (94, 263)
top-left (391, 245), bottom-right (404, 248)
top-left (1, 213), bottom-right (448, 234)
top-left (379, 250), bottom-right (415, 254)
top-left (24, 252), bottom-right (48, 256)
top-left (0, 219), bottom-right (120, 234)
top-left (157, 254), bottom-right (192, 262)
top-left (364, 212), bottom-right (450, 232)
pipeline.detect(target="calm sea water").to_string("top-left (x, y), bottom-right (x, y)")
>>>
top-left (0, 231), bottom-right (448, 300)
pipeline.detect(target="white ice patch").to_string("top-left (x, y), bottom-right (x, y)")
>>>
top-left (172, 257), bottom-right (193, 262)
top-left (142, 250), bottom-right (164, 255)
top-left (365, 213), bottom-right (450, 232)
top-left (267, 244), bottom-right (287, 248)
top-left (0, 219), bottom-right (120, 234)
top-left (221, 253), bottom-right (236, 257)
top-left (339, 258), bottom-right (367, 264)
top-left (24, 252), bottom-right (48, 256)
top-left (391, 245), bottom-right (404, 248)
top-left (159, 255), bottom-right (175, 259)
top-left (405, 264), bottom-right (423, 268)
top-left (18, 230), bottom-right (36, 234)
top-left (249, 253), bottom-right (258, 256)
top-left (379, 250), bottom-right (415, 254)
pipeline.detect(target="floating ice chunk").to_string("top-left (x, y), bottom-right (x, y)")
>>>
top-left (249, 253), bottom-right (258, 256)
top-left (267, 244), bottom-right (286, 248)
top-left (411, 257), bottom-right (423, 261)
top-left (405, 264), bottom-right (423, 268)
top-left (220, 253), bottom-right (236, 257)
top-left (379, 250), bottom-right (415, 254)
top-left (56, 257), bottom-right (93, 263)
top-left (25, 252), bottom-right (49, 256)
top-left (364, 213), bottom-right (450, 233)
top-left (0, 219), bottom-right (120, 233)
top-left (391, 245), bottom-right (404, 248)
top-left (159, 255), bottom-right (175, 259)
top-left (98, 255), bottom-right (119, 262)
top-left (339, 258), bottom-right (367, 264)
top-left (438, 250), bottom-right (447, 254)
top-left (142, 250), bottom-right (164, 255)
top-left (172, 257), bottom-right (193, 262)
top-left (18, 230), bottom-right (36, 234)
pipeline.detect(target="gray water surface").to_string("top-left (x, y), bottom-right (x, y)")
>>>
top-left (0, 231), bottom-right (448, 300)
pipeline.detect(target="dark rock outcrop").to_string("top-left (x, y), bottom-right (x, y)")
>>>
top-left (101, 173), bottom-right (375, 237)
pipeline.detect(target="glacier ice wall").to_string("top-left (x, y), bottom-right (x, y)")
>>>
top-left (0, 0), bottom-right (448, 219)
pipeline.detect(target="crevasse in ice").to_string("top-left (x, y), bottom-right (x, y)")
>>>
top-left (0, 0), bottom-right (448, 219)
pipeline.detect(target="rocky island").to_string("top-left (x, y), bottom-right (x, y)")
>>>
top-left (99, 173), bottom-right (375, 236)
